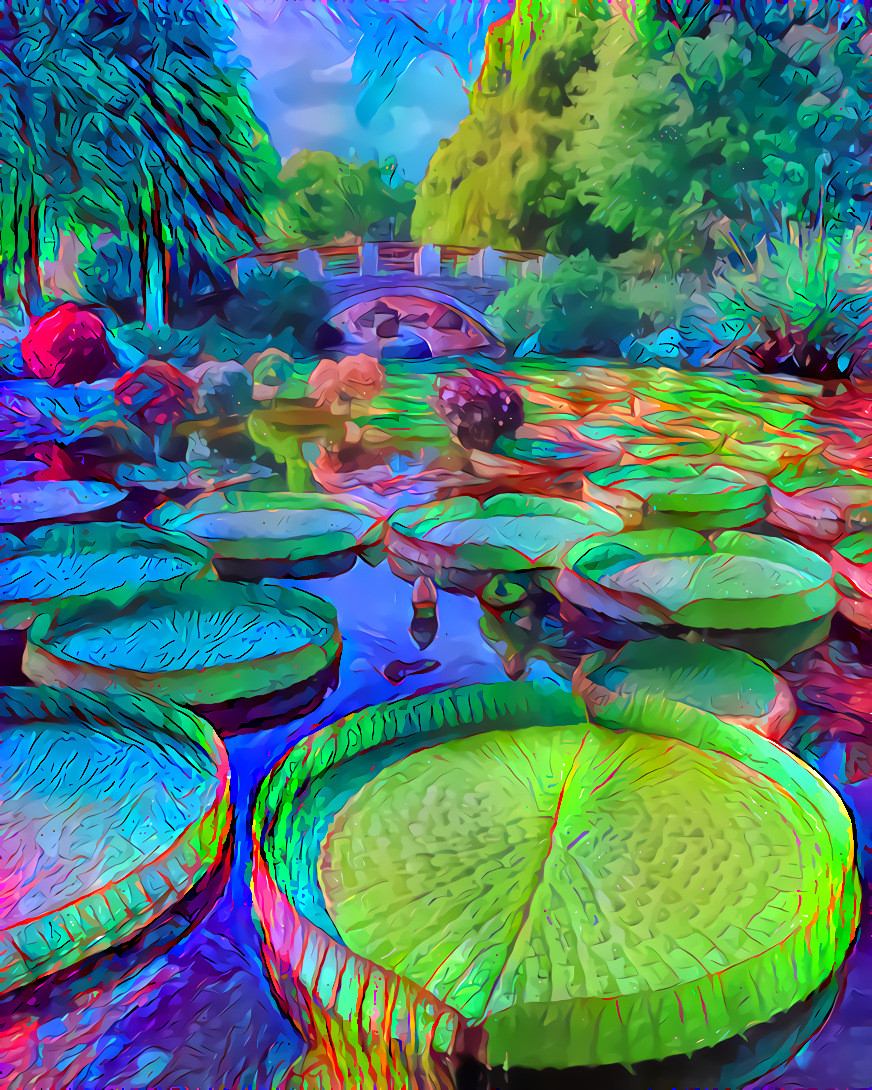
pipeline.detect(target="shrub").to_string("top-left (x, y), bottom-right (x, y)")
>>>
top-left (489, 252), bottom-right (689, 357)
top-left (433, 368), bottom-right (524, 451)
top-left (699, 224), bottom-right (872, 380)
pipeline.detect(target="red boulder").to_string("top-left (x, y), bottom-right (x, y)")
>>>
top-left (22, 303), bottom-right (118, 386)
top-left (114, 361), bottom-right (197, 430)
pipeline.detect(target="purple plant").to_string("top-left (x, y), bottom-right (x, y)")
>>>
top-left (433, 368), bottom-right (524, 451)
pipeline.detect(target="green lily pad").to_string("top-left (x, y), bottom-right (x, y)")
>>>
top-left (769, 466), bottom-right (872, 540)
top-left (22, 581), bottom-right (340, 723)
top-left (147, 490), bottom-right (383, 579)
top-left (554, 528), bottom-right (835, 633)
top-left (0, 480), bottom-right (126, 525)
top-left (0, 686), bottom-right (231, 994)
top-left (386, 494), bottom-right (626, 591)
top-left (831, 531), bottom-right (872, 628)
top-left (583, 462), bottom-right (768, 530)
top-left (253, 681), bottom-right (858, 1072)
top-left (0, 523), bottom-right (213, 630)
top-left (577, 638), bottom-right (796, 740)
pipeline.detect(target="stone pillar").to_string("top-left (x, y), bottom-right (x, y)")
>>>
top-left (481, 247), bottom-right (504, 277)
top-left (466, 249), bottom-right (484, 278)
top-left (542, 253), bottom-right (562, 277)
top-left (296, 249), bottom-right (324, 281)
top-left (360, 242), bottom-right (379, 275)
top-left (414, 244), bottom-right (441, 277)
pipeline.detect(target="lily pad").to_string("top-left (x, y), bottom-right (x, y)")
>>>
top-left (22, 581), bottom-right (340, 729)
top-left (576, 638), bottom-right (796, 740)
top-left (0, 686), bottom-right (231, 994)
top-left (552, 529), bottom-right (836, 664)
top-left (583, 462), bottom-right (769, 531)
top-left (147, 490), bottom-right (383, 580)
top-left (0, 479), bottom-right (126, 528)
top-left (0, 522), bottom-right (213, 630)
top-left (385, 494), bottom-right (626, 592)
top-left (253, 681), bottom-right (858, 1072)
top-left (769, 466), bottom-right (872, 541)
top-left (0, 461), bottom-right (40, 485)
top-left (832, 531), bottom-right (872, 628)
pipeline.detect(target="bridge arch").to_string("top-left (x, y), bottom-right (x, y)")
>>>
top-left (325, 284), bottom-right (503, 344)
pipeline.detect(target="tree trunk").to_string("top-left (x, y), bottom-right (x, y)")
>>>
top-left (22, 193), bottom-right (41, 311)
top-left (139, 184), bottom-right (167, 329)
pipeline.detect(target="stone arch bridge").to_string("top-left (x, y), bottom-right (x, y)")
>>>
top-left (229, 242), bottom-right (562, 347)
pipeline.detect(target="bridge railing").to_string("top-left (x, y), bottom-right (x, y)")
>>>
top-left (230, 242), bottom-right (561, 284)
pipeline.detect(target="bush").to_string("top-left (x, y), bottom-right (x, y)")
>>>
top-left (489, 253), bottom-right (689, 357)
top-left (700, 223), bottom-right (872, 380)
top-left (222, 264), bottom-right (334, 358)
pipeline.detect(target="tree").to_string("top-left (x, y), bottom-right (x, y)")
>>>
top-left (564, 2), bottom-right (872, 268)
top-left (264, 152), bottom-right (417, 248)
top-left (412, 2), bottom-right (633, 256)
top-left (0, 1), bottom-right (94, 309)
top-left (88, 0), bottom-right (278, 326)
top-left (415, 0), bottom-right (872, 269)
top-left (0, 1), bottom-right (277, 325)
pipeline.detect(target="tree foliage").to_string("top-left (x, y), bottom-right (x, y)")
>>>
top-left (264, 151), bottom-right (417, 248)
top-left (415, 1), bottom-right (872, 268)
top-left (571, 2), bottom-right (872, 267)
top-left (0, 0), bottom-right (277, 322)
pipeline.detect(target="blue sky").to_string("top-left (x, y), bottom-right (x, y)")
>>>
top-left (228, 0), bottom-right (511, 180)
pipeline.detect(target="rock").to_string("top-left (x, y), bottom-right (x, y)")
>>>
top-left (307, 354), bottom-right (387, 413)
top-left (186, 360), bottom-right (255, 418)
top-left (22, 304), bottom-right (118, 385)
top-left (114, 361), bottom-right (197, 430)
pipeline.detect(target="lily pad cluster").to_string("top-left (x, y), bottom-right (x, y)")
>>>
top-left (0, 522), bottom-right (212, 631)
top-left (831, 531), bottom-right (872, 628)
top-left (551, 528), bottom-right (836, 666)
top-left (0, 478), bottom-right (127, 530)
top-left (253, 680), bottom-right (859, 1075)
top-left (583, 461), bottom-right (769, 531)
top-left (769, 466), bottom-right (872, 542)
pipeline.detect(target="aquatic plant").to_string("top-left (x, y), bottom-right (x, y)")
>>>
top-left (432, 367), bottom-right (523, 452)
top-left (253, 680), bottom-right (858, 1073)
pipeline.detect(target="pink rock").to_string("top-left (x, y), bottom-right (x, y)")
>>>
top-left (22, 303), bottom-right (117, 385)
top-left (307, 354), bottom-right (386, 412)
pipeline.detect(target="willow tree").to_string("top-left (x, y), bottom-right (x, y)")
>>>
top-left (76, 0), bottom-right (276, 327)
top-left (0, 1), bottom-right (94, 309)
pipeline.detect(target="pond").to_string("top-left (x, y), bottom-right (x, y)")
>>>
top-left (0, 554), bottom-right (868, 1089)
top-left (2, 352), bottom-right (871, 1087)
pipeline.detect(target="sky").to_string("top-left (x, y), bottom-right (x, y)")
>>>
top-left (228, 0), bottom-right (512, 181)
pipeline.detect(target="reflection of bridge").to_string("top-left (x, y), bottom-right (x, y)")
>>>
top-left (230, 242), bottom-right (563, 343)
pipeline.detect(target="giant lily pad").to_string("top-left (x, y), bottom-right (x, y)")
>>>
top-left (0, 479), bottom-right (126, 529)
top-left (252, 681), bottom-right (858, 1073)
top-left (0, 686), bottom-right (231, 994)
top-left (22, 581), bottom-right (340, 729)
top-left (552, 528), bottom-right (836, 665)
top-left (575, 638), bottom-right (796, 741)
top-left (0, 460), bottom-right (40, 485)
top-left (0, 522), bottom-right (212, 631)
top-left (385, 494), bottom-right (626, 592)
top-left (769, 466), bottom-right (872, 542)
top-left (0, 379), bottom-right (119, 448)
top-left (583, 462), bottom-right (769, 531)
top-left (147, 490), bottom-right (383, 580)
